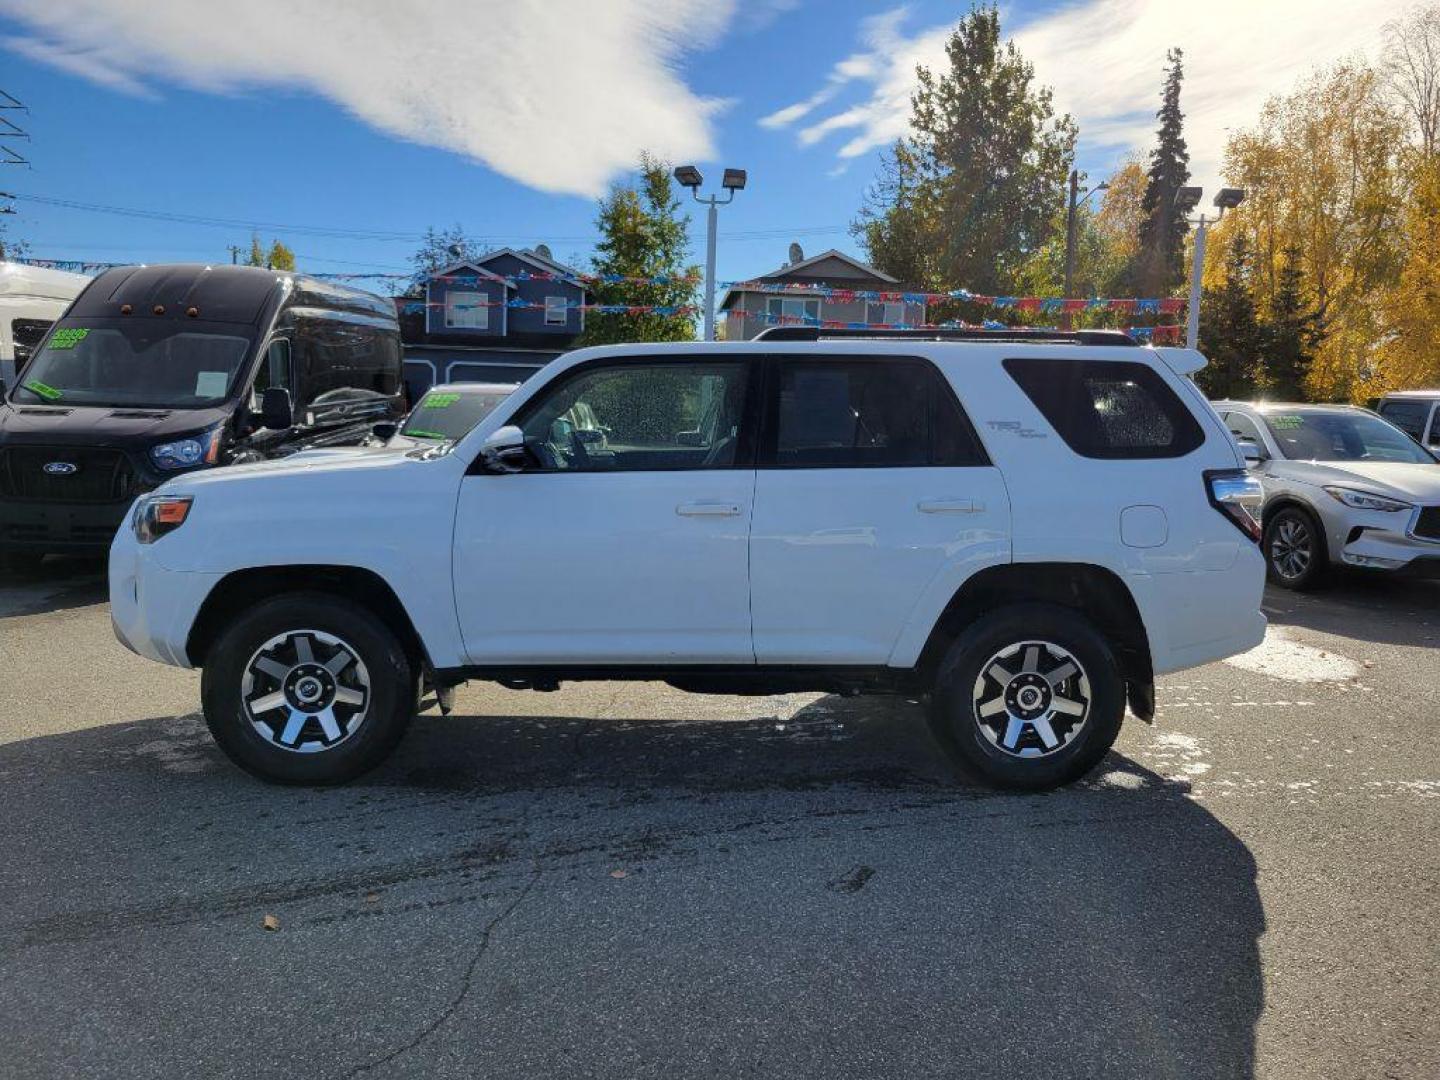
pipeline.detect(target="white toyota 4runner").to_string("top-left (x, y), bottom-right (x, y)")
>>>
top-left (110, 329), bottom-right (1266, 791)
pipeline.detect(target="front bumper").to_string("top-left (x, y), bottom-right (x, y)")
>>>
top-left (1326, 503), bottom-right (1440, 573)
top-left (109, 520), bottom-right (222, 668)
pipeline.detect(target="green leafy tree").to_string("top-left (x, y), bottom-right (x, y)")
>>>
top-left (246, 233), bottom-right (265, 267)
top-left (855, 4), bottom-right (1075, 297)
top-left (1198, 233), bottom-right (1264, 398)
top-left (575, 152), bottom-right (698, 346)
top-left (1133, 48), bottom-right (1191, 295)
top-left (410, 224), bottom-right (477, 281)
top-left (1262, 248), bottom-right (1320, 398)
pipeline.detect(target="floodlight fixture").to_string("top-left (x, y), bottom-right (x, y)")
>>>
top-left (722, 168), bottom-right (748, 191)
top-left (1213, 187), bottom-right (1246, 211)
top-left (1174, 186), bottom-right (1203, 213)
top-left (673, 165), bottom-right (703, 189)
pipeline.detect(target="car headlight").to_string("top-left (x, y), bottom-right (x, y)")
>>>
top-left (132, 494), bottom-right (193, 543)
top-left (1323, 486), bottom-right (1412, 513)
top-left (151, 427), bottom-right (223, 471)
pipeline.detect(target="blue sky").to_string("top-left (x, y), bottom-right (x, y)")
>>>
top-left (0, 0), bottom-right (1400, 293)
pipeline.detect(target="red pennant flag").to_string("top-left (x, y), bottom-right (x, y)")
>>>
top-left (1016, 297), bottom-right (1042, 312)
top-left (1062, 299), bottom-right (1088, 312)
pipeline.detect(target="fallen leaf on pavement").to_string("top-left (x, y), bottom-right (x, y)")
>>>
top-left (262, 914), bottom-right (280, 932)
top-left (610, 869), bottom-right (627, 879)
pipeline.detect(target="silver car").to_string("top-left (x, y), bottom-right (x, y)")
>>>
top-left (1214, 401), bottom-right (1440, 589)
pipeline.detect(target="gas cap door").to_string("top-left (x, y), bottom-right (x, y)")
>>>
top-left (1121, 504), bottom-right (1169, 549)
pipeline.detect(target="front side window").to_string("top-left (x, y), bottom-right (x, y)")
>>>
top-left (11, 319), bottom-right (252, 409)
top-left (544, 296), bottom-right (568, 326)
top-left (445, 290), bottom-right (488, 330)
top-left (1224, 411), bottom-right (1267, 450)
top-left (11, 317), bottom-right (52, 373)
top-left (1004, 358), bottom-right (1204, 459)
top-left (517, 360), bottom-right (749, 471)
top-left (1262, 408), bottom-right (1436, 464)
top-left (767, 359), bottom-right (987, 468)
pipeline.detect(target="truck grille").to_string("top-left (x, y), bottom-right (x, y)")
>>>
top-left (0, 446), bottom-right (140, 503)
top-left (1415, 506), bottom-right (1440, 542)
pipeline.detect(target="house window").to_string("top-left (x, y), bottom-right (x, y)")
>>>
top-left (765, 297), bottom-right (821, 324)
top-left (446, 290), bottom-right (488, 330)
top-left (545, 295), bottom-right (569, 326)
top-left (865, 301), bottom-right (906, 327)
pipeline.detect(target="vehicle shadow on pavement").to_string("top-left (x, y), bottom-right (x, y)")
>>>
top-left (1263, 574), bottom-right (1440, 647)
top-left (0, 695), bottom-right (1264, 1080)
top-left (0, 556), bottom-right (107, 617)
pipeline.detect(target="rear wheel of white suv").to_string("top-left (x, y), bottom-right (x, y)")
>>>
top-left (200, 593), bottom-right (417, 784)
top-left (928, 604), bottom-right (1124, 790)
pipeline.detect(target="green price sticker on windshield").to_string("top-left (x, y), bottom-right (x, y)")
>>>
top-left (22, 380), bottom-right (63, 401)
top-left (1271, 415), bottom-right (1304, 430)
top-left (422, 392), bottom-right (461, 409)
top-left (47, 327), bottom-right (90, 351)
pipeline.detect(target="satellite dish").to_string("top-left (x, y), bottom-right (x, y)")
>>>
top-left (534, 243), bottom-right (554, 261)
top-left (788, 242), bottom-right (804, 266)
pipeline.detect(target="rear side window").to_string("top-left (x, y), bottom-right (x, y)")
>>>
top-left (1003, 358), bottom-right (1205, 459)
top-left (766, 358), bottom-right (987, 467)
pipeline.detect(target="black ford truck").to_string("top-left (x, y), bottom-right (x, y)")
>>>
top-left (0, 263), bottom-right (403, 570)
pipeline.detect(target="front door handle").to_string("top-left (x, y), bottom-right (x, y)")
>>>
top-left (677, 502), bottom-right (742, 517)
top-left (918, 498), bottom-right (981, 514)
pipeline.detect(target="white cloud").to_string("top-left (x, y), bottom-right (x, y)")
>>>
top-left (0, 0), bottom-right (736, 197)
top-left (762, 0), bottom-right (1409, 191)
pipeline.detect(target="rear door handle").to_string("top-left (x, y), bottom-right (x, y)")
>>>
top-left (918, 498), bottom-right (981, 514)
top-left (677, 502), bottom-right (742, 517)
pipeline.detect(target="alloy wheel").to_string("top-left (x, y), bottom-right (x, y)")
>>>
top-left (1270, 516), bottom-right (1312, 581)
top-left (240, 630), bottom-right (371, 753)
top-left (970, 640), bottom-right (1091, 758)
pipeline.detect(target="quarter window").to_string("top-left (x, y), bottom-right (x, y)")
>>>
top-left (446, 290), bottom-right (489, 330)
top-left (1004, 358), bottom-right (1204, 459)
top-left (766, 359), bottom-right (987, 468)
top-left (517, 360), bottom-right (749, 472)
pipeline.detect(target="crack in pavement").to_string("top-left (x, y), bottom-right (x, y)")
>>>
top-left (338, 860), bottom-right (541, 1078)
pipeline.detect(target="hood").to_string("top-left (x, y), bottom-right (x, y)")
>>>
top-left (159, 443), bottom-right (430, 495)
top-left (1273, 459), bottom-right (1440, 502)
top-left (0, 401), bottom-right (233, 446)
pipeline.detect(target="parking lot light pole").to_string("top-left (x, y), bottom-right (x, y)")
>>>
top-left (674, 166), bottom-right (747, 341)
top-left (1063, 170), bottom-right (1107, 327)
top-left (1177, 186), bottom-right (1246, 349)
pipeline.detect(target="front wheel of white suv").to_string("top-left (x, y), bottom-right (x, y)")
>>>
top-left (200, 593), bottom-right (417, 784)
top-left (928, 604), bottom-right (1125, 791)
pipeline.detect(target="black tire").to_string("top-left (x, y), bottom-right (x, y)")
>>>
top-left (928, 604), bottom-right (1125, 791)
top-left (200, 592), bottom-right (416, 784)
top-left (1263, 505), bottom-right (1329, 591)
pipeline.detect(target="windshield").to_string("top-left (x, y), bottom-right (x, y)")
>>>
top-left (400, 387), bottom-right (512, 441)
top-left (10, 319), bottom-right (254, 409)
top-left (1262, 409), bottom-right (1436, 464)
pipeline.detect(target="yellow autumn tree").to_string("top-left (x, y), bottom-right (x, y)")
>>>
top-left (1376, 154), bottom-right (1440, 392)
top-left (1218, 62), bottom-right (1406, 401)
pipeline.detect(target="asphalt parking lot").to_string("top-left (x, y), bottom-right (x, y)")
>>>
top-left (0, 560), bottom-right (1436, 1079)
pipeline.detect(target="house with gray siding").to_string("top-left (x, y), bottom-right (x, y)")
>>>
top-left (400, 246), bottom-right (587, 398)
top-left (718, 246), bottom-right (925, 340)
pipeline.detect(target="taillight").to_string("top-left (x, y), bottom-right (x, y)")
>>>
top-left (133, 494), bottom-right (193, 543)
top-left (1205, 469), bottom-right (1263, 542)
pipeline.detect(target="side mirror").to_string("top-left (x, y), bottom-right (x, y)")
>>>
top-left (1238, 439), bottom-right (1266, 466)
top-left (261, 387), bottom-right (294, 431)
top-left (480, 424), bottom-right (528, 473)
top-left (371, 421), bottom-right (398, 442)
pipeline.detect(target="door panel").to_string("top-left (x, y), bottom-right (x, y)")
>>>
top-left (750, 468), bottom-right (1010, 663)
top-left (454, 471), bottom-right (755, 663)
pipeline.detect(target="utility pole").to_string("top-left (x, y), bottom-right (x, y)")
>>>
top-left (1062, 170), bottom-right (1106, 330)
top-left (0, 91), bottom-right (29, 260)
top-left (228, 245), bottom-right (243, 265)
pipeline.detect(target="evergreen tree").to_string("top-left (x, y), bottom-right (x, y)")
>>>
top-left (1263, 248), bottom-right (1319, 398)
top-left (1198, 233), bottom-right (1263, 398)
top-left (246, 233), bottom-right (265, 268)
top-left (1133, 48), bottom-right (1191, 295)
top-left (854, 4), bottom-right (1075, 295)
top-left (575, 152), bottom-right (698, 346)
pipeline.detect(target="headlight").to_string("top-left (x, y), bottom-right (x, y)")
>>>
top-left (132, 494), bottom-right (193, 543)
top-left (151, 427), bottom-right (222, 470)
top-left (1323, 486), bottom-right (1412, 513)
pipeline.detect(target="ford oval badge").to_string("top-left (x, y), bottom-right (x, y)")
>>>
top-left (43, 461), bottom-right (78, 476)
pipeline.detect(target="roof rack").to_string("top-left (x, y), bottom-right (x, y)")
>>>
top-left (752, 326), bottom-right (1138, 346)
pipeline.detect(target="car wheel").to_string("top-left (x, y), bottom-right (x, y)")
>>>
top-left (1263, 506), bottom-right (1328, 590)
top-left (200, 592), bottom-right (417, 784)
top-left (928, 604), bottom-right (1125, 791)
